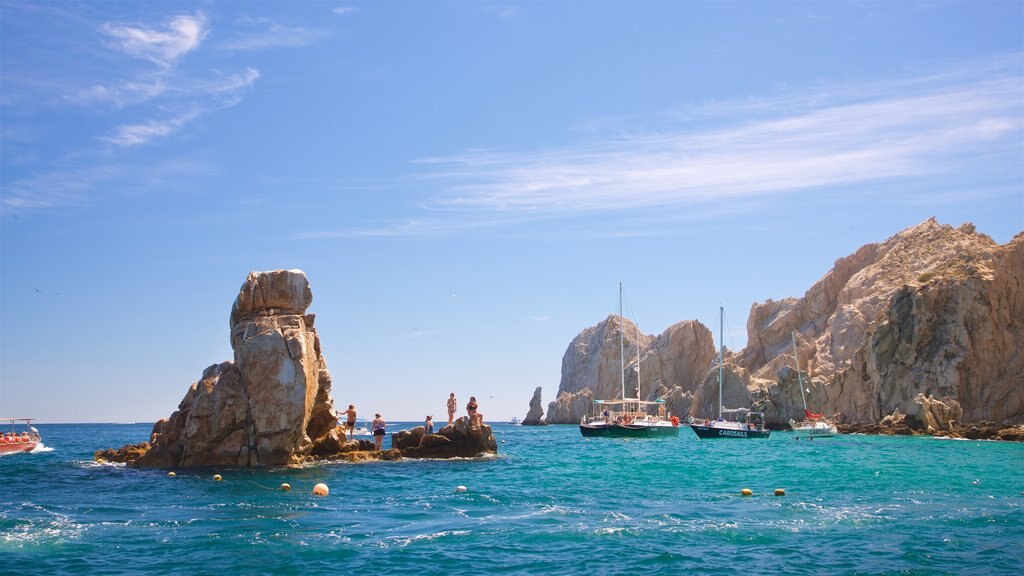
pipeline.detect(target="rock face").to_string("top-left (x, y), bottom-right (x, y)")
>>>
top-left (738, 218), bottom-right (1024, 428)
top-left (542, 219), bottom-right (1024, 433)
top-left (522, 386), bottom-right (546, 425)
top-left (545, 316), bottom-right (714, 424)
top-left (130, 270), bottom-right (339, 467)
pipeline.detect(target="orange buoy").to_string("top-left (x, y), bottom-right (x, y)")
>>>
top-left (312, 483), bottom-right (329, 496)
top-left (740, 488), bottom-right (753, 497)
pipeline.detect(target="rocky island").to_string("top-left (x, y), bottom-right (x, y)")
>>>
top-left (536, 219), bottom-right (1023, 440)
top-left (97, 269), bottom-right (496, 467)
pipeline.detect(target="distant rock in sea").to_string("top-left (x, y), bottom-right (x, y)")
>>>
top-left (539, 219), bottom-right (1024, 437)
top-left (521, 386), bottom-right (546, 425)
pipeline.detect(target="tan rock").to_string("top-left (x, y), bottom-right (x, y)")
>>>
top-left (130, 270), bottom-right (338, 468)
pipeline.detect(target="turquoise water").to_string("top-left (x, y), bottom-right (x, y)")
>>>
top-left (2, 423), bottom-right (1022, 575)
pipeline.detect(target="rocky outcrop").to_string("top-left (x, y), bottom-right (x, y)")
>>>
top-left (522, 386), bottom-right (546, 425)
top-left (741, 219), bottom-right (1024, 427)
top-left (103, 270), bottom-right (340, 467)
top-left (545, 315), bottom-right (714, 424)
top-left (542, 219), bottom-right (1024, 435)
top-left (390, 417), bottom-right (497, 458)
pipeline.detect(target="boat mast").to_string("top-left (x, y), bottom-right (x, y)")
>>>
top-left (718, 306), bottom-right (724, 420)
top-left (619, 282), bottom-right (626, 402)
top-left (792, 331), bottom-right (808, 412)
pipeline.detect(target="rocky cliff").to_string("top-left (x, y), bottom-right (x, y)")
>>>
top-left (541, 219), bottom-right (1024, 432)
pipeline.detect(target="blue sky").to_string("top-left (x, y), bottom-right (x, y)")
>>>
top-left (2, 1), bottom-right (1022, 423)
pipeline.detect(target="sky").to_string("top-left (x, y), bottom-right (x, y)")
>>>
top-left (1, 1), bottom-right (1022, 424)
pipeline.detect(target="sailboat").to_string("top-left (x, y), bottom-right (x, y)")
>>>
top-left (788, 331), bottom-right (838, 439)
top-left (688, 307), bottom-right (771, 439)
top-left (579, 284), bottom-right (680, 438)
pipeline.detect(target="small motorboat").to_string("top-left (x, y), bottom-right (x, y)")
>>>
top-left (0, 418), bottom-right (42, 455)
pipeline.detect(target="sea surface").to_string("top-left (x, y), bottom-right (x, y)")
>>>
top-left (2, 423), bottom-right (1022, 575)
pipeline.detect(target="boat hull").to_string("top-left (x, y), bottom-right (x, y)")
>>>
top-left (0, 441), bottom-right (38, 454)
top-left (791, 422), bottom-right (838, 439)
top-left (580, 423), bottom-right (680, 438)
top-left (689, 424), bottom-right (771, 439)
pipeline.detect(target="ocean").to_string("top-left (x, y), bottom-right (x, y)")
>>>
top-left (2, 423), bottom-right (1022, 575)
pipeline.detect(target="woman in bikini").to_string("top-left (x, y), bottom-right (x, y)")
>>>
top-left (371, 413), bottom-right (386, 450)
top-left (466, 396), bottom-right (483, 429)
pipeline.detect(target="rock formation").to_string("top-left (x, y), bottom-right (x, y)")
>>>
top-left (130, 270), bottom-right (339, 467)
top-left (98, 269), bottom-right (499, 467)
top-left (541, 219), bottom-right (1024, 436)
top-left (522, 386), bottom-right (546, 425)
top-left (544, 316), bottom-right (714, 424)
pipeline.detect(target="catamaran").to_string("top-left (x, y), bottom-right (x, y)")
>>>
top-left (0, 418), bottom-right (42, 455)
top-left (688, 307), bottom-right (771, 439)
top-left (788, 331), bottom-right (838, 439)
top-left (579, 284), bottom-right (680, 438)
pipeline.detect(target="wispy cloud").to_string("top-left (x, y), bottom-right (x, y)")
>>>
top-left (333, 7), bottom-right (358, 16)
top-left (324, 54), bottom-right (1022, 237)
top-left (221, 16), bottom-right (331, 51)
top-left (102, 13), bottom-right (207, 68)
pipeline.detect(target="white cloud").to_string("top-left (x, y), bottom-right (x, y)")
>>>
top-left (102, 13), bottom-right (207, 67)
top-left (100, 109), bottom-right (200, 147)
top-left (333, 7), bottom-right (358, 16)
top-left (394, 57), bottom-right (1022, 233)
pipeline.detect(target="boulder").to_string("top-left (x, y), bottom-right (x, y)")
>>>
top-left (394, 417), bottom-right (497, 458)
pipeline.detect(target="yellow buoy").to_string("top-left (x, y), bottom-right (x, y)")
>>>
top-left (312, 483), bottom-right (329, 496)
top-left (281, 483), bottom-right (291, 491)
top-left (168, 471), bottom-right (176, 477)
top-left (774, 488), bottom-right (785, 496)
top-left (213, 474), bottom-right (222, 482)
top-left (740, 488), bottom-right (753, 497)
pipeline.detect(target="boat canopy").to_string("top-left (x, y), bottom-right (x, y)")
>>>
top-left (592, 399), bottom-right (665, 406)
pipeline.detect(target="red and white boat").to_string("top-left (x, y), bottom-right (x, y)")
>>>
top-left (0, 418), bottom-right (42, 454)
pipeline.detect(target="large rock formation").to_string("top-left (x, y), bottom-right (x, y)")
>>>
top-left (545, 316), bottom-right (714, 424)
top-left (541, 219), bottom-right (1024, 434)
top-left (522, 386), bottom-right (546, 425)
top-left (739, 219), bottom-right (1023, 428)
top-left (131, 270), bottom-right (338, 467)
top-left (99, 269), bottom-right (500, 467)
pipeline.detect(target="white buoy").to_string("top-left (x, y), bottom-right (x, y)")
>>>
top-left (455, 485), bottom-right (467, 493)
top-left (213, 474), bottom-right (223, 482)
top-left (281, 483), bottom-right (291, 491)
top-left (167, 471), bottom-right (176, 477)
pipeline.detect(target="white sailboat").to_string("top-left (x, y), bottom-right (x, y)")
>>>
top-left (688, 307), bottom-right (771, 439)
top-left (579, 284), bottom-right (680, 438)
top-left (788, 331), bottom-right (838, 439)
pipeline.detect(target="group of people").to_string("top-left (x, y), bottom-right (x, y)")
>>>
top-left (338, 392), bottom-right (486, 451)
top-left (1, 431), bottom-right (36, 444)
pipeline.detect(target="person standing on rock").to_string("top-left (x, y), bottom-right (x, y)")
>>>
top-left (372, 413), bottom-right (386, 450)
top-left (447, 393), bottom-right (457, 426)
top-left (343, 404), bottom-right (357, 441)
